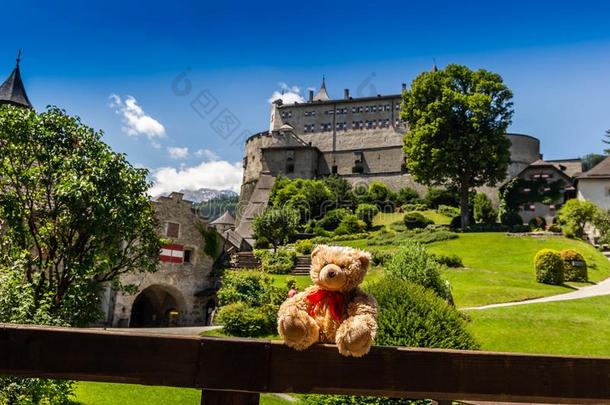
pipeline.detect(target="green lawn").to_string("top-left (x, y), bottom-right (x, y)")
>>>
top-left (373, 210), bottom-right (451, 227)
top-left (466, 295), bottom-right (610, 357)
top-left (73, 382), bottom-right (294, 405)
top-left (427, 233), bottom-right (610, 307)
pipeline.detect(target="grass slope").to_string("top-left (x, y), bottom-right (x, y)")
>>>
top-left (427, 233), bottom-right (610, 307)
top-left (74, 382), bottom-right (293, 405)
top-left (373, 210), bottom-right (451, 227)
top-left (467, 295), bottom-right (610, 357)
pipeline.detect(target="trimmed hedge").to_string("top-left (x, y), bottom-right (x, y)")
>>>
top-left (294, 239), bottom-right (314, 255)
top-left (559, 249), bottom-right (588, 282)
top-left (534, 249), bottom-right (564, 285)
top-left (403, 212), bottom-right (433, 229)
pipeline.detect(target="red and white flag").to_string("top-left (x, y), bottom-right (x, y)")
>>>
top-left (160, 244), bottom-right (184, 264)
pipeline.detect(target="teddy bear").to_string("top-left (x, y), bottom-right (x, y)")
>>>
top-left (277, 244), bottom-right (378, 357)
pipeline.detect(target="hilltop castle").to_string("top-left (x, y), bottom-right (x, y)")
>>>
top-left (227, 77), bottom-right (577, 251)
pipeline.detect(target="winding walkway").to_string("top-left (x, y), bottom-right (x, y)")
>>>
top-left (464, 276), bottom-right (610, 311)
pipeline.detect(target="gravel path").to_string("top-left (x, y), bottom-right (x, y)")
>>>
top-left (464, 276), bottom-right (610, 311)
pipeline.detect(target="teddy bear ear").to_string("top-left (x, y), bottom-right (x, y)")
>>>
top-left (311, 244), bottom-right (323, 258)
top-left (357, 250), bottom-right (371, 268)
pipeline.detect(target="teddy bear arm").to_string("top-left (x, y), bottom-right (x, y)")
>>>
top-left (277, 291), bottom-right (320, 351)
top-left (335, 289), bottom-right (378, 357)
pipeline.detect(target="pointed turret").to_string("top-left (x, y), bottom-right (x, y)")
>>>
top-left (313, 75), bottom-right (330, 101)
top-left (432, 59), bottom-right (439, 72)
top-left (0, 51), bottom-right (33, 109)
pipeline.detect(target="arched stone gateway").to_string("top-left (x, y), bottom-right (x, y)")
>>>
top-left (129, 284), bottom-right (187, 327)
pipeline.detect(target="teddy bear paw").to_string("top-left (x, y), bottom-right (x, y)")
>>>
top-left (336, 327), bottom-right (374, 357)
top-left (278, 309), bottom-right (319, 350)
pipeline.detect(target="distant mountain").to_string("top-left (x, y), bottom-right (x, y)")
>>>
top-left (160, 188), bottom-right (238, 204)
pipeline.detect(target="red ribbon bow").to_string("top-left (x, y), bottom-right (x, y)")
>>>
top-left (306, 289), bottom-right (345, 321)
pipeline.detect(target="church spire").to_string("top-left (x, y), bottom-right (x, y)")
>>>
top-left (0, 50), bottom-right (33, 109)
top-left (432, 58), bottom-right (438, 72)
top-left (313, 75), bottom-right (330, 101)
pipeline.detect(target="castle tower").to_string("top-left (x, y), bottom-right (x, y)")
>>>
top-left (0, 51), bottom-right (32, 109)
top-left (312, 76), bottom-right (330, 101)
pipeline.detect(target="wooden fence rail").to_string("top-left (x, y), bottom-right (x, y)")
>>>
top-left (1, 323), bottom-right (610, 404)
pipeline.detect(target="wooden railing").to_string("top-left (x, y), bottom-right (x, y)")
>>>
top-left (1, 323), bottom-right (610, 404)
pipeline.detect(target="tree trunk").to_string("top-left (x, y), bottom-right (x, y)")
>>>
top-left (460, 183), bottom-right (470, 230)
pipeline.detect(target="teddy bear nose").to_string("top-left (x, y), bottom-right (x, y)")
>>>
top-left (328, 270), bottom-right (336, 278)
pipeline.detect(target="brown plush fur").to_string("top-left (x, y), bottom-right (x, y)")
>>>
top-left (277, 245), bottom-right (378, 357)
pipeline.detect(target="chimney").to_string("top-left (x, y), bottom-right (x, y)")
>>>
top-left (401, 83), bottom-right (407, 91)
top-left (344, 88), bottom-right (350, 99)
top-left (308, 90), bottom-right (314, 102)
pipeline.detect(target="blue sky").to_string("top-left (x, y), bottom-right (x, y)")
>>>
top-left (2, 0), bottom-right (610, 193)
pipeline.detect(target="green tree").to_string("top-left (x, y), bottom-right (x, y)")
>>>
top-left (594, 209), bottom-right (610, 246)
top-left (0, 105), bottom-right (162, 402)
top-left (252, 207), bottom-right (299, 250)
top-left (322, 175), bottom-right (355, 209)
top-left (402, 64), bottom-right (513, 229)
top-left (0, 106), bottom-right (161, 324)
top-left (581, 153), bottom-right (607, 172)
top-left (473, 192), bottom-right (496, 224)
top-left (368, 181), bottom-right (395, 208)
top-left (556, 199), bottom-right (599, 239)
top-left (270, 177), bottom-right (333, 222)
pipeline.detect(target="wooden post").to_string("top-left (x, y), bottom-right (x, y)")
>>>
top-left (201, 390), bottom-right (260, 405)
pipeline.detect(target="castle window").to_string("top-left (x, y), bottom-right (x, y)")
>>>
top-left (325, 109), bottom-right (335, 115)
top-left (395, 104), bottom-right (401, 110)
top-left (166, 222), bottom-right (180, 238)
top-left (183, 249), bottom-right (192, 264)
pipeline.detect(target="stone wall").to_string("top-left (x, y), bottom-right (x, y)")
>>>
top-left (103, 192), bottom-right (216, 327)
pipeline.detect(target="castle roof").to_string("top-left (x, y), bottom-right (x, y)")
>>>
top-left (313, 76), bottom-right (330, 101)
top-left (578, 156), bottom-right (610, 180)
top-left (0, 52), bottom-right (32, 109)
top-left (210, 211), bottom-right (235, 226)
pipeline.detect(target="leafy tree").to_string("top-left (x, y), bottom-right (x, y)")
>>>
top-left (424, 187), bottom-right (460, 208)
top-left (603, 129), bottom-right (610, 155)
top-left (252, 207), bottom-right (299, 250)
top-left (396, 187), bottom-right (420, 205)
top-left (322, 175), bottom-right (355, 209)
top-left (334, 214), bottom-right (366, 235)
top-left (0, 105), bottom-right (162, 403)
top-left (270, 177), bottom-right (333, 222)
top-left (402, 64), bottom-right (513, 229)
top-left (368, 181), bottom-right (395, 208)
top-left (0, 106), bottom-right (161, 325)
top-left (355, 203), bottom-right (379, 228)
top-left (581, 153), bottom-right (607, 172)
top-left (594, 209), bottom-right (610, 246)
top-left (473, 192), bottom-right (496, 224)
top-left (556, 199), bottom-right (599, 239)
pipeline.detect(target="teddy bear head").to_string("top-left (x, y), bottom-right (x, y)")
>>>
top-left (310, 245), bottom-right (371, 292)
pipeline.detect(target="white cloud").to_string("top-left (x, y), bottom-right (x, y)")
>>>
top-left (167, 146), bottom-right (189, 159)
top-left (195, 148), bottom-right (220, 161)
top-left (109, 94), bottom-right (166, 142)
top-left (149, 160), bottom-right (243, 195)
top-left (268, 82), bottom-right (305, 104)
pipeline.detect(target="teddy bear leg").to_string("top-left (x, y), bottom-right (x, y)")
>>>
top-left (278, 306), bottom-right (320, 351)
top-left (335, 315), bottom-right (376, 357)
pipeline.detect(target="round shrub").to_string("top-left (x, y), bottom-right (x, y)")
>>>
top-left (355, 203), bottom-right (379, 228)
top-left (431, 253), bottom-right (463, 268)
top-left (335, 214), bottom-right (367, 235)
top-left (217, 302), bottom-right (277, 337)
top-left (370, 250), bottom-right (392, 266)
top-left (385, 242), bottom-right (453, 304)
top-left (528, 216), bottom-right (546, 230)
top-left (501, 211), bottom-right (523, 226)
top-left (317, 208), bottom-right (350, 231)
top-left (559, 249), bottom-right (588, 282)
top-left (403, 212), bottom-right (433, 229)
top-left (534, 249), bottom-right (564, 285)
top-left (294, 239), bottom-right (314, 255)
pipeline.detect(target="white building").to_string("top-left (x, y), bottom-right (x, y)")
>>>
top-left (577, 156), bottom-right (610, 210)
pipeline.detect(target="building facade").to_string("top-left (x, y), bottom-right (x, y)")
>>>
top-left (577, 156), bottom-right (610, 210)
top-left (101, 192), bottom-right (217, 327)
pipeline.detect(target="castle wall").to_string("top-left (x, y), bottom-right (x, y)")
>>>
top-left (104, 192), bottom-right (215, 327)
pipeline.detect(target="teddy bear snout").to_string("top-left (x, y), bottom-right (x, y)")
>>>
top-left (319, 263), bottom-right (346, 290)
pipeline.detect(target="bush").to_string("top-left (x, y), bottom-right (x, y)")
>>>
top-left (294, 239), bottom-right (314, 255)
top-left (437, 204), bottom-right (459, 217)
top-left (556, 199), bottom-right (599, 238)
top-left (304, 279), bottom-right (478, 404)
top-left (528, 216), bottom-right (546, 230)
top-left (253, 236), bottom-right (271, 249)
top-left (368, 181), bottom-right (396, 207)
top-left (473, 193), bottom-right (496, 224)
top-left (396, 187), bottom-right (420, 205)
top-left (216, 271), bottom-right (287, 337)
top-left (425, 187), bottom-right (459, 208)
top-left (254, 248), bottom-right (296, 274)
top-left (403, 212), bottom-right (433, 229)
top-left (370, 250), bottom-right (392, 266)
top-left (252, 207), bottom-right (299, 250)
top-left (431, 253), bottom-right (463, 268)
top-left (401, 203), bottom-right (428, 212)
top-left (317, 208), bottom-right (350, 231)
top-left (356, 203), bottom-right (380, 228)
top-left (500, 211), bottom-right (523, 226)
top-left (335, 214), bottom-right (367, 235)
top-left (534, 249), bottom-right (564, 285)
top-left (385, 242), bottom-right (453, 304)
top-left (559, 249), bottom-right (588, 282)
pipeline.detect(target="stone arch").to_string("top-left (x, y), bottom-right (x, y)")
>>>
top-left (129, 284), bottom-right (187, 327)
